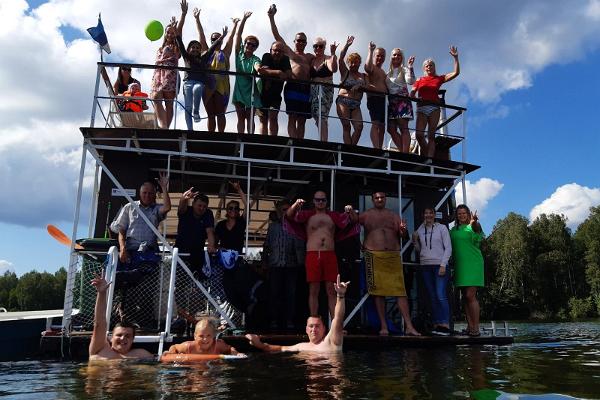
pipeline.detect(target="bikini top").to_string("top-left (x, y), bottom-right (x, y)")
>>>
top-left (310, 60), bottom-right (333, 79)
top-left (341, 72), bottom-right (365, 89)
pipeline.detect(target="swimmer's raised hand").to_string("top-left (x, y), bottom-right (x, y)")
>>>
top-left (90, 270), bottom-right (111, 293)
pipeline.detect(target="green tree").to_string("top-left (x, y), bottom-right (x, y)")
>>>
top-left (528, 214), bottom-right (575, 317)
top-left (574, 206), bottom-right (600, 313)
top-left (0, 271), bottom-right (18, 310)
top-left (11, 270), bottom-right (66, 311)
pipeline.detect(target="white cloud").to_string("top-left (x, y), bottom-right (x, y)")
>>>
top-left (530, 183), bottom-right (600, 229)
top-left (455, 178), bottom-right (504, 216)
top-left (0, 0), bottom-right (599, 229)
top-left (0, 260), bottom-right (14, 275)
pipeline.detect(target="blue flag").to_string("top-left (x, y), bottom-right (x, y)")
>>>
top-left (87, 14), bottom-right (111, 54)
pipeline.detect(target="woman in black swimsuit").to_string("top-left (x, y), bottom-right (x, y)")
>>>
top-left (310, 37), bottom-right (338, 142)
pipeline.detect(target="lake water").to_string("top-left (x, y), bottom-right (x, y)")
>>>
top-left (0, 322), bottom-right (598, 399)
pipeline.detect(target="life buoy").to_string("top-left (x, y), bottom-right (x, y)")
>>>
top-left (160, 353), bottom-right (247, 363)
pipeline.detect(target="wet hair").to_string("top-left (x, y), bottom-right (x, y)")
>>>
top-left (244, 35), bottom-right (259, 47)
top-left (193, 193), bottom-right (209, 204)
top-left (195, 317), bottom-right (219, 334)
top-left (347, 52), bottom-right (361, 65)
top-left (114, 320), bottom-right (137, 336)
top-left (453, 204), bottom-right (471, 226)
top-left (187, 40), bottom-right (202, 53)
top-left (387, 48), bottom-right (405, 75)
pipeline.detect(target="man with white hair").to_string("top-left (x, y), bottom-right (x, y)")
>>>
top-left (122, 82), bottom-right (149, 112)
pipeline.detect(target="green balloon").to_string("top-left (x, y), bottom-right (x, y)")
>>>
top-left (145, 20), bottom-right (164, 42)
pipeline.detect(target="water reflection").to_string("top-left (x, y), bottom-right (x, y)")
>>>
top-left (1, 322), bottom-right (599, 399)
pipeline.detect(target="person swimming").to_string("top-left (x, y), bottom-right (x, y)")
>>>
top-left (163, 317), bottom-right (241, 355)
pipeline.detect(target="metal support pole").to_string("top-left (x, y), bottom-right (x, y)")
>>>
top-left (383, 93), bottom-right (389, 149)
top-left (461, 171), bottom-right (467, 206)
top-left (245, 162), bottom-right (251, 255)
top-left (164, 248), bottom-right (179, 337)
top-left (157, 155), bottom-right (171, 328)
top-left (174, 72), bottom-right (179, 130)
top-left (330, 169), bottom-right (335, 208)
top-left (88, 162), bottom-right (101, 237)
top-left (250, 76), bottom-right (255, 135)
top-left (105, 246), bottom-right (119, 327)
top-left (344, 293), bottom-right (369, 327)
top-left (317, 84), bottom-right (322, 140)
top-left (462, 110), bottom-right (467, 163)
top-left (90, 64), bottom-right (101, 128)
top-left (61, 142), bottom-right (88, 331)
top-left (398, 174), bottom-right (402, 219)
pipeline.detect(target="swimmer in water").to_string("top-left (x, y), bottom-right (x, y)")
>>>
top-left (246, 274), bottom-right (349, 353)
top-left (163, 318), bottom-right (241, 355)
top-left (88, 272), bottom-right (154, 361)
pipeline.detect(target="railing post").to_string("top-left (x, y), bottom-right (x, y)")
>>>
top-left (88, 162), bottom-right (100, 237)
top-left (250, 74), bottom-right (255, 134)
top-left (164, 247), bottom-right (179, 337)
top-left (90, 64), bottom-right (101, 128)
top-left (318, 84), bottom-right (323, 140)
top-left (384, 93), bottom-right (389, 149)
top-left (105, 246), bottom-right (119, 327)
top-left (174, 69), bottom-right (179, 130)
top-left (462, 110), bottom-right (467, 163)
top-left (245, 161), bottom-right (251, 255)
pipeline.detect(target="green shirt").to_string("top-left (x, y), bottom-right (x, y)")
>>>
top-left (232, 49), bottom-right (261, 108)
top-left (450, 224), bottom-right (484, 287)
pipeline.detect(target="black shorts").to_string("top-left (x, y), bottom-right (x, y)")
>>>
top-left (367, 95), bottom-right (386, 124)
top-left (260, 89), bottom-right (283, 111)
top-left (284, 82), bottom-right (311, 117)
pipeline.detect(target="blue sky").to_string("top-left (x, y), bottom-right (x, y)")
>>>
top-left (0, 0), bottom-right (599, 276)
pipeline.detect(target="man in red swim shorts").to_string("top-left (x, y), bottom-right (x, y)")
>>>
top-left (286, 190), bottom-right (358, 319)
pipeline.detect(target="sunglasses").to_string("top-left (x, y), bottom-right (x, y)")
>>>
top-left (313, 198), bottom-right (327, 202)
top-left (227, 206), bottom-right (240, 211)
top-left (245, 42), bottom-right (258, 48)
top-left (313, 44), bottom-right (325, 49)
top-left (295, 39), bottom-right (307, 43)
top-left (373, 196), bottom-right (385, 200)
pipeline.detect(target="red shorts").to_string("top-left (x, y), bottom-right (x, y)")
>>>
top-left (305, 250), bottom-right (338, 283)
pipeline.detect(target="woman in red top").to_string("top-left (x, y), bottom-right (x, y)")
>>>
top-left (410, 46), bottom-right (460, 158)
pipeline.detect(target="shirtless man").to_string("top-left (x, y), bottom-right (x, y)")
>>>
top-left (364, 42), bottom-right (388, 149)
top-left (286, 190), bottom-right (357, 318)
top-left (357, 191), bottom-right (420, 336)
top-left (268, 4), bottom-right (314, 139)
top-left (246, 274), bottom-right (349, 352)
top-left (88, 272), bottom-right (154, 361)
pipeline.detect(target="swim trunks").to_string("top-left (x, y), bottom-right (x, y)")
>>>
top-left (367, 94), bottom-right (386, 124)
top-left (363, 250), bottom-right (407, 296)
top-left (305, 250), bottom-right (338, 283)
top-left (336, 95), bottom-right (361, 111)
top-left (284, 82), bottom-right (311, 117)
top-left (417, 104), bottom-right (440, 116)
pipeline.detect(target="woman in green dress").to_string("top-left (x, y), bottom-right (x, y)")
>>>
top-left (450, 204), bottom-right (483, 336)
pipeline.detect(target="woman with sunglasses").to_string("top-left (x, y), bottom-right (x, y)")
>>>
top-left (336, 36), bottom-right (366, 145)
top-left (386, 48), bottom-right (416, 153)
top-left (409, 46), bottom-right (460, 157)
top-left (175, 5), bottom-right (227, 131)
top-left (195, 10), bottom-right (240, 133)
top-left (232, 11), bottom-right (262, 134)
top-left (215, 181), bottom-right (248, 254)
top-left (412, 207), bottom-right (452, 335)
top-left (150, 1), bottom-right (188, 129)
top-left (310, 37), bottom-right (338, 142)
top-left (113, 66), bottom-right (141, 112)
top-left (449, 204), bottom-right (483, 337)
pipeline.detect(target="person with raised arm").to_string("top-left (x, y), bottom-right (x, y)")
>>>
top-left (267, 4), bottom-right (314, 139)
top-left (110, 172), bottom-right (171, 265)
top-left (246, 274), bottom-right (349, 352)
top-left (310, 37), bottom-right (338, 142)
top-left (231, 11), bottom-right (262, 134)
top-left (285, 191), bottom-right (358, 320)
top-left (175, 2), bottom-right (227, 130)
top-left (150, 1), bottom-right (186, 129)
top-left (409, 46), bottom-right (460, 158)
top-left (175, 188), bottom-right (216, 276)
top-left (449, 204), bottom-right (483, 337)
top-left (364, 42), bottom-right (389, 149)
top-left (195, 10), bottom-right (240, 133)
top-left (336, 36), bottom-right (366, 145)
top-left (214, 181), bottom-right (248, 254)
top-left (355, 191), bottom-right (420, 336)
top-left (386, 48), bottom-right (416, 153)
top-left (88, 272), bottom-right (153, 361)
top-left (256, 41), bottom-right (292, 135)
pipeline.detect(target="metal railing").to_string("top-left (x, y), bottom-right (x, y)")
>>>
top-left (91, 62), bottom-right (467, 160)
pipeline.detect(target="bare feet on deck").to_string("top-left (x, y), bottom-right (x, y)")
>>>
top-left (379, 329), bottom-right (389, 336)
top-left (405, 328), bottom-right (421, 336)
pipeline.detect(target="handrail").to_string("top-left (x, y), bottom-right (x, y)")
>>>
top-left (98, 61), bottom-right (467, 112)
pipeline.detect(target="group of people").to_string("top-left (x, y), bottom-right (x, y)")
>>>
top-left (112, 2), bottom-right (460, 156)
top-left (93, 175), bottom-right (484, 360)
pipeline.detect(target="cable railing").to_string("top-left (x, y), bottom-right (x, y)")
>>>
top-left (91, 62), bottom-right (467, 161)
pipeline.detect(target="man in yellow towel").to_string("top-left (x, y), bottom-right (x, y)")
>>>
top-left (357, 191), bottom-right (420, 336)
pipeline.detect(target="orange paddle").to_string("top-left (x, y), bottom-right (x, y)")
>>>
top-left (47, 224), bottom-right (84, 250)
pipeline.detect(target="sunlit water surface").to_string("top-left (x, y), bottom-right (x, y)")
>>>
top-left (0, 322), bottom-right (599, 399)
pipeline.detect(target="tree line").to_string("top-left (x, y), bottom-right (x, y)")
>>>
top-left (479, 206), bottom-right (600, 320)
top-left (1, 206), bottom-right (598, 320)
